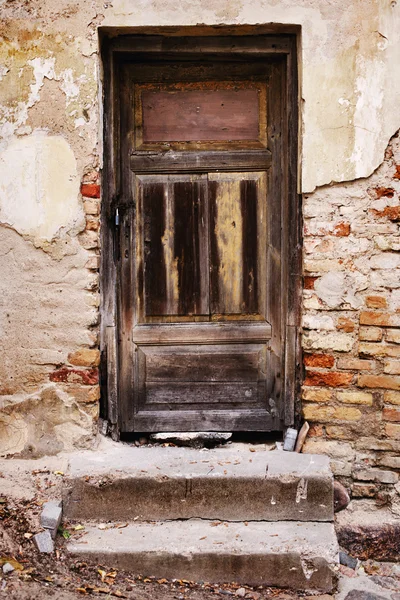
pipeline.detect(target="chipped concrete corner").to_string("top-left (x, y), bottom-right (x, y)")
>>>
top-left (0, 0), bottom-right (400, 516)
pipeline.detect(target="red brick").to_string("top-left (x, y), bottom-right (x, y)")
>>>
top-left (81, 183), bottom-right (101, 199)
top-left (372, 206), bottom-right (400, 222)
top-left (374, 187), bottom-right (395, 199)
top-left (337, 317), bottom-right (355, 332)
top-left (366, 296), bottom-right (388, 309)
top-left (385, 423), bottom-right (400, 439)
top-left (358, 374), bottom-right (400, 391)
top-left (360, 312), bottom-right (400, 327)
top-left (308, 424), bottom-right (325, 437)
top-left (303, 353), bottom-right (335, 368)
top-left (49, 367), bottom-right (99, 385)
top-left (304, 276), bottom-right (318, 290)
top-left (85, 216), bottom-right (100, 231)
top-left (333, 222), bottom-right (351, 236)
top-left (304, 371), bottom-right (353, 387)
top-left (383, 407), bottom-right (400, 422)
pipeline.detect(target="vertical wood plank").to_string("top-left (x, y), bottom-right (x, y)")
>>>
top-left (106, 325), bottom-right (119, 439)
top-left (173, 176), bottom-right (209, 316)
top-left (142, 181), bottom-right (168, 316)
top-left (209, 173), bottom-right (243, 315)
top-left (241, 178), bottom-right (258, 314)
top-left (209, 172), bottom-right (266, 318)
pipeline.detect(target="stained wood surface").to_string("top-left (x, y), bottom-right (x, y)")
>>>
top-left (137, 174), bottom-right (208, 319)
top-left (131, 322), bottom-right (271, 345)
top-left (130, 150), bottom-right (271, 173)
top-left (134, 80), bottom-right (267, 151)
top-left (102, 37), bottom-right (300, 433)
top-left (142, 344), bottom-right (264, 382)
top-left (209, 172), bottom-right (266, 318)
top-left (142, 88), bottom-right (259, 142)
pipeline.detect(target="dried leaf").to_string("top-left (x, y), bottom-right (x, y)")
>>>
top-left (199, 536), bottom-right (207, 540)
top-left (76, 588), bottom-right (87, 594)
top-left (74, 525), bottom-right (85, 531)
top-left (157, 578), bottom-right (168, 584)
top-left (98, 569), bottom-right (107, 582)
top-left (94, 587), bottom-right (111, 594)
top-left (249, 448), bottom-right (256, 453)
top-left (112, 591), bottom-right (127, 598)
top-left (0, 558), bottom-right (24, 570)
top-left (54, 471), bottom-right (64, 476)
top-left (24, 533), bottom-right (33, 539)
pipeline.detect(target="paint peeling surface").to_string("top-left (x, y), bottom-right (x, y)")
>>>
top-left (0, 135), bottom-right (83, 241)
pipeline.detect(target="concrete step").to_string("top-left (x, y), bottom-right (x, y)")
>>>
top-left (67, 519), bottom-right (338, 592)
top-left (62, 444), bottom-right (334, 523)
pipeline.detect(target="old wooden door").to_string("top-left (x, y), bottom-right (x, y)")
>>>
top-left (109, 37), bottom-right (298, 433)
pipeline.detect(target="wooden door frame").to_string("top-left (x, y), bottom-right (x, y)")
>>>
top-left (99, 28), bottom-right (301, 439)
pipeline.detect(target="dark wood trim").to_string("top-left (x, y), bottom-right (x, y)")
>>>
top-left (130, 150), bottom-right (272, 174)
top-left (131, 322), bottom-right (272, 345)
top-left (100, 31), bottom-right (300, 435)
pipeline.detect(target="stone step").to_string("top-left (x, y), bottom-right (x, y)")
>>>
top-left (62, 444), bottom-right (334, 522)
top-left (67, 519), bottom-right (338, 592)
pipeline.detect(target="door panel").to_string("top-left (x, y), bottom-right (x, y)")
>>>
top-left (115, 53), bottom-right (289, 432)
top-left (135, 344), bottom-right (268, 419)
top-left (209, 172), bottom-right (267, 318)
top-left (137, 174), bottom-right (209, 320)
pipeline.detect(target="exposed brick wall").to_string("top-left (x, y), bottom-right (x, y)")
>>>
top-left (47, 169), bottom-right (101, 426)
top-left (302, 131), bottom-right (400, 510)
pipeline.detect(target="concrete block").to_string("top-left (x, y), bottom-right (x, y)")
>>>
top-left (34, 530), bottom-right (54, 553)
top-left (40, 500), bottom-right (62, 538)
top-left (67, 520), bottom-right (338, 592)
top-left (62, 445), bottom-right (334, 523)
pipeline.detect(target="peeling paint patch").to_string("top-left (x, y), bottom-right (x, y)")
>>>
top-left (0, 134), bottom-right (84, 242)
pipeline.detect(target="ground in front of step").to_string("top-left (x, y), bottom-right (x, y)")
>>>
top-left (0, 489), bottom-right (326, 600)
top-left (0, 471), bottom-right (399, 600)
top-left (1, 493), bottom-right (400, 600)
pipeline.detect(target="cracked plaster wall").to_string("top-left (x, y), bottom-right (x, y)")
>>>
top-left (0, 0), bottom-right (399, 457)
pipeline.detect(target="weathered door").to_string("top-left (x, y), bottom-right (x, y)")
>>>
top-left (110, 38), bottom-right (298, 433)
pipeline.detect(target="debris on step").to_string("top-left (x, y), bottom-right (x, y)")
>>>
top-left (334, 481), bottom-right (350, 512)
top-left (339, 550), bottom-right (359, 570)
top-left (149, 432), bottom-right (232, 448)
top-left (295, 421), bottom-right (310, 452)
top-left (2, 562), bottom-right (14, 575)
top-left (343, 591), bottom-right (387, 600)
top-left (34, 529), bottom-right (54, 553)
top-left (283, 428), bottom-right (298, 451)
top-left (40, 499), bottom-right (62, 539)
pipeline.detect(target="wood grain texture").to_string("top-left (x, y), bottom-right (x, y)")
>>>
top-left (142, 88), bottom-right (259, 142)
top-left (209, 172), bottom-right (266, 318)
top-left (130, 150), bottom-right (271, 173)
top-left (133, 409), bottom-right (275, 432)
top-left (103, 37), bottom-right (300, 434)
top-left (131, 322), bottom-right (271, 345)
top-left (134, 80), bottom-right (267, 151)
top-left (142, 344), bottom-right (265, 382)
top-left (137, 174), bottom-right (208, 319)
